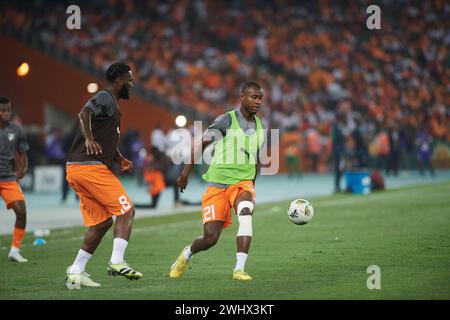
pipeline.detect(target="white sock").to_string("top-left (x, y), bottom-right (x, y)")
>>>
top-left (183, 246), bottom-right (193, 260)
top-left (10, 246), bottom-right (20, 254)
top-left (69, 249), bottom-right (92, 274)
top-left (234, 252), bottom-right (248, 272)
top-left (110, 238), bottom-right (128, 264)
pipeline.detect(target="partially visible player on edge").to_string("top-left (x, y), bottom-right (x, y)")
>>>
top-left (0, 97), bottom-right (29, 263)
top-left (169, 82), bottom-right (266, 281)
top-left (65, 62), bottom-right (142, 289)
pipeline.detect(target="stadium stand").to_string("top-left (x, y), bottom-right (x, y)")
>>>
top-left (0, 0), bottom-right (448, 172)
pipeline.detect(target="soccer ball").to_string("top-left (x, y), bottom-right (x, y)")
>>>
top-left (287, 199), bottom-right (314, 225)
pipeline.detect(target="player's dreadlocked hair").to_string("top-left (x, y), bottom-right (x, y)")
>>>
top-left (0, 96), bottom-right (10, 104)
top-left (241, 81), bottom-right (262, 93)
top-left (106, 62), bottom-right (131, 83)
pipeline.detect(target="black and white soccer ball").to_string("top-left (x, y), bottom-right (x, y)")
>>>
top-left (287, 199), bottom-right (314, 225)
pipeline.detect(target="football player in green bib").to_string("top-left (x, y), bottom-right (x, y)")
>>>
top-left (169, 82), bottom-right (266, 280)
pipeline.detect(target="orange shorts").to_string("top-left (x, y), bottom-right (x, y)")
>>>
top-left (66, 164), bottom-right (134, 227)
top-left (201, 180), bottom-right (255, 229)
top-left (143, 169), bottom-right (166, 196)
top-left (0, 181), bottom-right (25, 209)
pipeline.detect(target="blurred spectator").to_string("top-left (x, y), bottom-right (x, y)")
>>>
top-left (24, 127), bottom-right (44, 173)
top-left (387, 122), bottom-right (401, 176)
top-left (165, 126), bottom-right (201, 207)
top-left (121, 128), bottom-right (138, 162)
top-left (375, 126), bottom-right (390, 173)
top-left (429, 107), bottom-right (449, 143)
top-left (61, 121), bottom-right (78, 203)
top-left (415, 126), bottom-right (435, 177)
top-left (305, 126), bottom-right (321, 173)
top-left (135, 147), bottom-right (167, 208)
top-left (45, 127), bottom-right (65, 165)
top-left (371, 170), bottom-right (385, 191)
top-left (120, 128), bottom-right (146, 184)
top-left (332, 113), bottom-right (347, 193)
top-left (129, 131), bottom-right (146, 185)
top-left (165, 127), bottom-right (189, 207)
top-left (351, 116), bottom-right (369, 168)
top-left (151, 122), bottom-right (166, 153)
top-left (282, 127), bottom-right (302, 179)
top-left (399, 117), bottom-right (414, 170)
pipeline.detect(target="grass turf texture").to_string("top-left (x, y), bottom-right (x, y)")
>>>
top-left (0, 181), bottom-right (449, 300)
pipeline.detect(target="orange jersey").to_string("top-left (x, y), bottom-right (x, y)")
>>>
top-left (307, 130), bottom-right (321, 154)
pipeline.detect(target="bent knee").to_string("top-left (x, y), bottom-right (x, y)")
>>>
top-left (237, 200), bottom-right (254, 216)
top-left (204, 234), bottom-right (219, 248)
top-left (93, 218), bottom-right (113, 231)
top-left (11, 201), bottom-right (26, 216)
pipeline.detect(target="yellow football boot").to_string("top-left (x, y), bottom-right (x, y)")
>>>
top-left (169, 246), bottom-right (190, 278)
top-left (232, 269), bottom-right (252, 281)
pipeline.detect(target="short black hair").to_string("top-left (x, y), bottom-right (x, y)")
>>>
top-left (0, 96), bottom-right (10, 104)
top-left (241, 81), bottom-right (262, 93)
top-left (106, 62), bottom-right (131, 83)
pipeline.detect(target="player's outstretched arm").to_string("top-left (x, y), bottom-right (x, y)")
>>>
top-left (78, 107), bottom-right (102, 155)
top-left (177, 139), bottom-right (212, 193)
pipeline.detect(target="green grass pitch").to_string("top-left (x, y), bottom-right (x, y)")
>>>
top-left (1, 181), bottom-right (449, 300)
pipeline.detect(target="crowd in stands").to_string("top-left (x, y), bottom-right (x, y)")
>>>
top-left (1, 0), bottom-right (449, 175)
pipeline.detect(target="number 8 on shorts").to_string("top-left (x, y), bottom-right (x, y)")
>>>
top-left (119, 195), bottom-right (132, 214)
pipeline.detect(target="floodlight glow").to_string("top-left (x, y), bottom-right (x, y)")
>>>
top-left (87, 82), bottom-right (99, 93)
top-left (17, 62), bottom-right (30, 77)
top-left (175, 115), bottom-right (187, 127)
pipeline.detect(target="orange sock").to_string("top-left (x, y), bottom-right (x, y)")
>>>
top-left (11, 228), bottom-right (25, 249)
